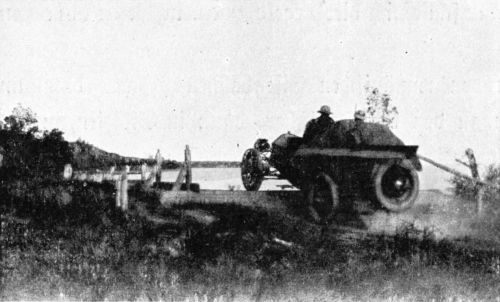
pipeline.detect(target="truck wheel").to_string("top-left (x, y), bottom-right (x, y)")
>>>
top-left (306, 172), bottom-right (339, 223)
top-left (372, 160), bottom-right (419, 212)
top-left (241, 148), bottom-right (264, 191)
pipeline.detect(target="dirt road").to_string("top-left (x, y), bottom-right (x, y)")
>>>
top-left (155, 188), bottom-right (500, 251)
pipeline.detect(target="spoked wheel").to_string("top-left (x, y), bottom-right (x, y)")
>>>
top-left (241, 148), bottom-right (265, 191)
top-left (306, 172), bottom-right (339, 223)
top-left (372, 160), bottom-right (419, 212)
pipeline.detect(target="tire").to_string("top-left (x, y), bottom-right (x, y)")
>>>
top-left (306, 172), bottom-right (340, 223)
top-left (372, 160), bottom-right (419, 212)
top-left (241, 148), bottom-right (265, 191)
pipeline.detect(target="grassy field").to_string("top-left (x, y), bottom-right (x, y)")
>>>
top-left (2, 183), bottom-right (500, 301)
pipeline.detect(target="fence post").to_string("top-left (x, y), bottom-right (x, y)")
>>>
top-left (185, 145), bottom-right (192, 191)
top-left (465, 149), bottom-right (484, 216)
top-left (0, 146), bottom-right (4, 168)
top-left (141, 163), bottom-right (148, 182)
top-left (63, 164), bottom-right (73, 180)
top-left (155, 149), bottom-right (163, 183)
top-left (120, 171), bottom-right (128, 211)
top-left (115, 178), bottom-right (122, 209)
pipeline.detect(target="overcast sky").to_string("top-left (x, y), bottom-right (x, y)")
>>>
top-left (1, 0), bottom-right (499, 172)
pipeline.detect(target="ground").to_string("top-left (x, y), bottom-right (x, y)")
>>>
top-left (2, 185), bottom-right (500, 301)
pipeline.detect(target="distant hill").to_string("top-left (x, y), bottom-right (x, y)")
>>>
top-left (70, 140), bottom-right (181, 171)
top-left (70, 140), bottom-right (240, 170)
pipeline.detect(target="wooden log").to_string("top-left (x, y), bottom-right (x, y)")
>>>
top-left (418, 155), bottom-right (498, 189)
top-left (159, 190), bottom-right (301, 210)
top-left (185, 145), bottom-right (192, 192)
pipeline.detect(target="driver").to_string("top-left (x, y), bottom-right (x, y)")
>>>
top-left (303, 105), bottom-right (335, 145)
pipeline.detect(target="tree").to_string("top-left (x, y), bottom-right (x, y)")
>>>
top-left (3, 104), bottom-right (38, 133)
top-left (365, 87), bottom-right (398, 128)
top-left (0, 106), bottom-right (72, 182)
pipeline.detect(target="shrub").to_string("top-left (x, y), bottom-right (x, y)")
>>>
top-left (450, 164), bottom-right (500, 204)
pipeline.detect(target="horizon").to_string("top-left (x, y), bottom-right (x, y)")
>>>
top-left (1, 0), bottom-right (499, 177)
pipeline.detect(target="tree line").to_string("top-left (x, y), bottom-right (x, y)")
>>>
top-left (0, 105), bottom-right (183, 184)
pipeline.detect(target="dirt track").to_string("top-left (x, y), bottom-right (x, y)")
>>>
top-left (192, 189), bottom-right (500, 251)
top-left (142, 188), bottom-right (500, 256)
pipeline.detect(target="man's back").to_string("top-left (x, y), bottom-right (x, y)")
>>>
top-left (303, 115), bottom-right (334, 145)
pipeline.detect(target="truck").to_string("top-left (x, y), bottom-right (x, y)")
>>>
top-left (241, 119), bottom-right (422, 222)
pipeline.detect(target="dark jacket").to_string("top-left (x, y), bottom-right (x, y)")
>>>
top-left (303, 114), bottom-right (334, 145)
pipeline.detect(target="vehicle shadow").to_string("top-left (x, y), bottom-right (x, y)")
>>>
top-left (281, 192), bottom-right (372, 230)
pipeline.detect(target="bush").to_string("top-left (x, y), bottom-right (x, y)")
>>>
top-left (450, 164), bottom-right (500, 204)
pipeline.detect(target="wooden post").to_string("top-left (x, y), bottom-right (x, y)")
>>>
top-left (185, 145), bottom-right (192, 192)
top-left (115, 178), bottom-right (122, 208)
top-left (465, 149), bottom-right (484, 215)
top-left (0, 146), bottom-right (5, 168)
top-left (155, 149), bottom-right (163, 183)
top-left (63, 164), bottom-right (73, 180)
top-left (140, 163), bottom-right (148, 182)
top-left (120, 171), bottom-right (128, 211)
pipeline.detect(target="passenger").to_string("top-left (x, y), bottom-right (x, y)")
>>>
top-left (303, 105), bottom-right (335, 145)
top-left (347, 110), bottom-right (366, 147)
top-left (354, 110), bottom-right (366, 126)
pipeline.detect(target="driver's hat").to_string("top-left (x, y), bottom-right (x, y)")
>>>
top-left (318, 105), bottom-right (332, 115)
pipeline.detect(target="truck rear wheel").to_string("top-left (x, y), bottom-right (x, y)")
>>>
top-left (306, 172), bottom-right (339, 223)
top-left (241, 148), bottom-right (265, 191)
top-left (372, 160), bottom-right (419, 212)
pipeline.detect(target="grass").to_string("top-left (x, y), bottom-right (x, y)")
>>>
top-left (2, 182), bottom-right (500, 301)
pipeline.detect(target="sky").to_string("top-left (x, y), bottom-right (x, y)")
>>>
top-left (1, 0), bottom-right (500, 176)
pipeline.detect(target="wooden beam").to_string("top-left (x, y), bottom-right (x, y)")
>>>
top-left (159, 190), bottom-right (301, 209)
top-left (419, 154), bottom-right (499, 189)
top-left (172, 165), bottom-right (186, 191)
